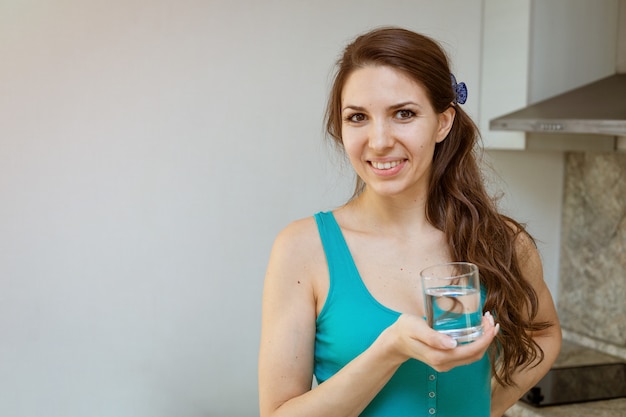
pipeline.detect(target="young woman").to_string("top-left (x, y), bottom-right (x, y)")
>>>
top-left (258, 27), bottom-right (561, 417)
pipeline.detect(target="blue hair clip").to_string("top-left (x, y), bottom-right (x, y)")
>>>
top-left (450, 73), bottom-right (467, 105)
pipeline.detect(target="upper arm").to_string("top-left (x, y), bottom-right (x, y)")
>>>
top-left (490, 227), bottom-right (563, 416)
top-left (514, 231), bottom-right (561, 363)
top-left (514, 232), bottom-right (559, 327)
top-left (258, 218), bottom-right (324, 415)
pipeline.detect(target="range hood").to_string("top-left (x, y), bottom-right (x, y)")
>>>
top-left (489, 74), bottom-right (626, 136)
top-left (490, 0), bottom-right (626, 138)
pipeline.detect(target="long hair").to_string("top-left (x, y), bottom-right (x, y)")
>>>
top-left (324, 27), bottom-right (552, 386)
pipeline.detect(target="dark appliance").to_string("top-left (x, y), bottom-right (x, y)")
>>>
top-left (521, 363), bottom-right (626, 407)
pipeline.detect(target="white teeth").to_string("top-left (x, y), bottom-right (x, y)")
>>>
top-left (372, 160), bottom-right (401, 170)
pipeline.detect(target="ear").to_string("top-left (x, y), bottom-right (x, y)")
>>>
top-left (435, 107), bottom-right (456, 143)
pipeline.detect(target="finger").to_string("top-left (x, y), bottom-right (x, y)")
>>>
top-left (453, 314), bottom-right (498, 353)
top-left (423, 314), bottom-right (496, 351)
top-left (399, 314), bottom-right (456, 350)
top-left (435, 334), bottom-right (458, 350)
top-left (418, 324), bottom-right (458, 350)
top-left (424, 313), bottom-right (500, 371)
top-left (484, 312), bottom-right (500, 338)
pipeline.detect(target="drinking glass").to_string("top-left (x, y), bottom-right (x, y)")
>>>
top-left (420, 262), bottom-right (483, 343)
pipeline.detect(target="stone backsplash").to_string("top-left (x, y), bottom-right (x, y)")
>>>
top-left (558, 152), bottom-right (626, 353)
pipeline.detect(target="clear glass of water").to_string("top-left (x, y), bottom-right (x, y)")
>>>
top-left (420, 262), bottom-right (483, 344)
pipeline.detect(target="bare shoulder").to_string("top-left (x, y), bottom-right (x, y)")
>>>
top-left (499, 218), bottom-right (543, 283)
top-left (274, 216), bottom-right (320, 245)
top-left (271, 216), bottom-right (323, 263)
top-left (265, 216), bottom-right (326, 290)
top-left (507, 222), bottom-right (544, 286)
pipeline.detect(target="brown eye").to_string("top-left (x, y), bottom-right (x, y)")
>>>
top-left (396, 109), bottom-right (415, 119)
top-left (348, 113), bottom-right (366, 122)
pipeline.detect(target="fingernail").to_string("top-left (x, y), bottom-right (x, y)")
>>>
top-left (484, 311), bottom-right (495, 326)
top-left (494, 323), bottom-right (500, 335)
top-left (444, 337), bottom-right (458, 349)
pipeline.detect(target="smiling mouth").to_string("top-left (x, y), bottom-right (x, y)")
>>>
top-left (370, 160), bottom-right (403, 170)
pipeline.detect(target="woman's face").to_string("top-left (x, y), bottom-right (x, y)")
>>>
top-left (340, 65), bottom-right (454, 199)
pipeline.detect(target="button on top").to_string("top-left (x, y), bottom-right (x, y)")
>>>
top-left (428, 374), bottom-right (436, 381)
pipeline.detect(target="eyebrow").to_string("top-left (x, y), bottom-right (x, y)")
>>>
top-left (342, 105), bottom-right (366, 113)
top-left (341, 101), bottom-right (421, 113)
top-left (390, 101), bottom-right (420, 109)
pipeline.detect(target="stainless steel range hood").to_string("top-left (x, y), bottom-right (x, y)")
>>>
top-left (489, 74), bottom-right (626, 136)
top-left (490, 0), bottom-right (626, 139)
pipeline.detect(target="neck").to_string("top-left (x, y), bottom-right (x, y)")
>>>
top-left (345, 187), bottom-right (433, 236)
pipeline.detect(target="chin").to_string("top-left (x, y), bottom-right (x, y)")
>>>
top-left (366, 184), bottom-right (414, 198)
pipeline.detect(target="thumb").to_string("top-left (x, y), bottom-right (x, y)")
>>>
top-left (436, 333), bottom-right (458, 349)
top-left (420, 320), bottom-right (457, 349)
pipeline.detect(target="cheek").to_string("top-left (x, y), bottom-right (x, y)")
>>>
top-left (340, 130), bottom-right (362, 157)
top-left (343, 143), bottom-right (362, 166)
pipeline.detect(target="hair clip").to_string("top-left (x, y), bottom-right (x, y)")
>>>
top-left (450, 73), bottom-right (467, 105)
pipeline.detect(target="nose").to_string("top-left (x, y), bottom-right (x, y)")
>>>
top-left (367, 119), bottom-right (394, 151)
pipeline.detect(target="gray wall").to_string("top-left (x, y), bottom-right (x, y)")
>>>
top-left (0, 1), bottom-right (565, 416)
top-left (558, 153), bottom-right (626, 357)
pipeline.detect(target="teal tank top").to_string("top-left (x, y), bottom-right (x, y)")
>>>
top-left (313, 211), bottom-right (491, 417)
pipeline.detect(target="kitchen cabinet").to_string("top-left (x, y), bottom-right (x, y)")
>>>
top-left (479, 0), bottom-right (620, 150)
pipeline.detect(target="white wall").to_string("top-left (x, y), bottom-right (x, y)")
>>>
top-left (0, 1), bottom-right (485, 416)
top-left (482, 150), bottom-right (563, 300)
top-left (529, 0), bottom-right (618, 100)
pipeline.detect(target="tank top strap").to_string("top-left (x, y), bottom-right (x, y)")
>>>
top-left (313, 211), bottom-right (360, 285)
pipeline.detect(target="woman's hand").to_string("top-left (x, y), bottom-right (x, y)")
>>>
top-left (379, 312), bottom-right (498, 372)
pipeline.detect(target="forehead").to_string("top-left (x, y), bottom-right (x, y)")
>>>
top-left (341, 65), bottom-right (429, 105)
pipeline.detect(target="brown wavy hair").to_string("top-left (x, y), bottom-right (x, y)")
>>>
top-left (324, 27), bottom-right (552, 386)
